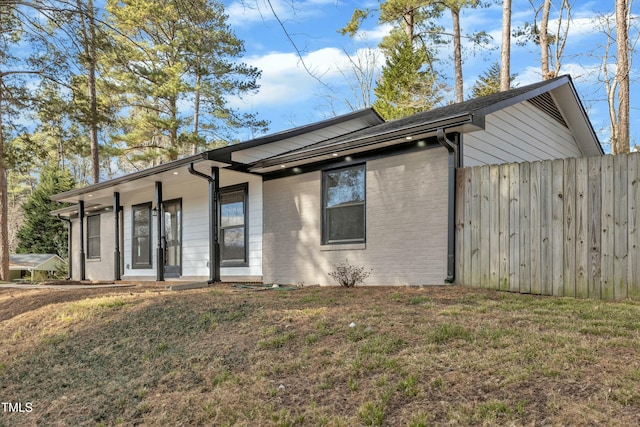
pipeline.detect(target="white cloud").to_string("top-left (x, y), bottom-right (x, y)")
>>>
top-left (226, 0), bottom-right (290, 27)
top-left (229, 47), bottom-right (353, 109)
top-left (226, 0), bottom-right (333, 28)
top-left (350, 23), bottom-right (393, 45)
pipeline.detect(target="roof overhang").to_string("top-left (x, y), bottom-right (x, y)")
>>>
top-left (549, 81), bottom-right (604, 156)
top-left (248, 113), bottom-right (483, 173)
top-left (228, 109), bottom-right (384, 165)
top-left (50, 109), bottom-right (385, 211)
top-left (51, 153), bottom-right (230, 207)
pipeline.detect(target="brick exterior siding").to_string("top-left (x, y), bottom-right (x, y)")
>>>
top-left (263, 146), bottom-right (449, 286)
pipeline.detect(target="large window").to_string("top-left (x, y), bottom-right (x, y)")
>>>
top-left (132, 203), bottom-right (152, 269)
top-left (220, 183), bottom-right (248, 266)
top-left (87, 214), bottom-right (101, 259)
top-left (322, 164), bottom-right (366, 244)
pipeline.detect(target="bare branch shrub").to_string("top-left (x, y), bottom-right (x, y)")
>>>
top-left (328, 259), bottom-right (371, 287)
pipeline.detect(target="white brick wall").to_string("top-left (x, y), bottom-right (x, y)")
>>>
top-left (263, 146), bottom-right (449, 286)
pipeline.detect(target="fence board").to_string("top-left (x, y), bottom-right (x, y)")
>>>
top-left (462, 169), bottom-right (477, 286)
top-left (628, 154), bottom-right (640, 299)
top-left (588, 156), bottom-right (602, 299)
top-left (552, 159), bottom-right (565, 296)
top-left (519, 162), bottom-right (531, 293)
top-left (563, 158), bottom-right (576, 298)
top-left (500, 164), bottom-right (510, 291)
top-left (600, 155), bottom-right (614, 300)
top-left (480, 165), bottom-right (491, 288)
top-left (540, 160), bottom-right (553, 295)
top-left (530, 161), bottom-right (542, 295)
top-left (488, 165), bottom-right (499, 289)
top-left (509, 163), bottom-right (520, 293)
top-left (614, 154), bottom-right (628, 300)
top-left (456, 168), bottom-right (466, 286)
top-left (470, 167), bottom-right (480, 287)
top-left (575, 157), bottom-right (589, 298)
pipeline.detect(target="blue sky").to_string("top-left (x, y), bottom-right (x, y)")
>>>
top-left (221, 0), bottom-right (639, 151)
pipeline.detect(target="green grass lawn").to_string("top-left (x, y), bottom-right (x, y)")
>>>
top-left (1, 285), bottom-right (640, 426)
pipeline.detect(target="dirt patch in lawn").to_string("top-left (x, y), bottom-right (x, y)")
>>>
top-left (1, 284), bottom-right (640, 426)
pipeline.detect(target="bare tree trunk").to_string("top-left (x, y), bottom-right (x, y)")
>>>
top-left (500, 0), bottom-right (512, 91)
top-left (404, 8), bottom-right (414, 41)
top-left (192, 71), bottom-right (201, 155)
top-left (0, 81), bottom-right (9, 281)
top-left (540, 0), bottom-right (551, 79)
top-left (87, 0), bottom-right (100, 183)
top-left (170, 96), bottom-right (179, 161)
top-left (615, 0), bottom-right (630, 154)
top-left (452, 8), bottom-right (463, 102)
top-left (77, 0), bottom-right (100, 183)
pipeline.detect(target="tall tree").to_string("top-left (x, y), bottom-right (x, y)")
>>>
top-left (500, 0), bottom-right (512, 91)
top-left (105, 0), bottom-right (266, 166)
top-left (596, 2), bottom-right (638, 153)
top-left (443, 0), bottom-right (489, 102)
top-left (614, 0), bottom-right (630, 154)
top-left (515, 0), bottom-right (572, 80)
top-left (182, 0), bottom-right (267, 153)
top-left (539, 0), bottom-right (552, 78)
top-left (16, 165), bottom-right (75, 257)
top-left (373, 40), bottom-right (443, 119)
top-left (75, 0), bottom-right (102, 183)
top-left (341, 48), bottom-right (381, 111)
top-left (0, 3), bottom-right (56, 280)
top-left (340, 0), bottom-right (445, 117)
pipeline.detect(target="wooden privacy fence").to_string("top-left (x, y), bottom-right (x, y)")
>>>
top-left (455, 152), bottom-right (640, 300)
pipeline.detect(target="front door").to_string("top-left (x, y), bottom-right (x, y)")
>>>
top-left (163, 199), bottom-right (182, 277)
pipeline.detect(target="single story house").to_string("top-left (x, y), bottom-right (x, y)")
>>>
top-left (51, 75), bottom-right (603, 286)
top-left (9, 254), bottom-right (66, 281)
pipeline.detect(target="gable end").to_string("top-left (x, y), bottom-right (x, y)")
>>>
top-left (528, 92), bottom-right (568, 128)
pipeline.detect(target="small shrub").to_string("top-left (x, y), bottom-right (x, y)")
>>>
top-left (328, 259), bottom-right (371, 287)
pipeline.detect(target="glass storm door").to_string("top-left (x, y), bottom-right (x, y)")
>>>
top-left (163, 199), bottom-right (182, 277)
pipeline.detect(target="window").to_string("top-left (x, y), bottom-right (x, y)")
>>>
top-left (132, 203), bottom-right (152, 269)
top-left (220, 183), bottom-right (248, 266)
top-left (322, 164), bottom-right (366, 244)
top-left (87, 214), bottom-right (101, 259)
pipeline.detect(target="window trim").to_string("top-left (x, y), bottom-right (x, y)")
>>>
top-left (86, 214), bottom-right (101, 260)
top-left (321, 163), bottom-right (366, 245)
top-left (131, 202), bottom-right (152, 269)
top-left (220, 183), bottom-right (249, 267)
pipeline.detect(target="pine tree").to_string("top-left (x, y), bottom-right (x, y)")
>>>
top-left (471, 62), bottom-right (516, 98)
top-left (500, 0), bottom-right (512, 91)
top-left (373, 41), bottom-right (442, 120)
top-left (16, 166), bottom-right (75, 258)
top-left (105, 0), bottom-right (266, 166)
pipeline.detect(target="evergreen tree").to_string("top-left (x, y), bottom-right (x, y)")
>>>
top-left (341, 1), bottom-right (446, 119)
top-left (471, 62), bottom-right (516, 98)
top-left (373, 41), bottom-right (443, 120)
top-left (16, 166), bottom-right (75, 257)
top-left (105, 0), bottom-right (266, 166)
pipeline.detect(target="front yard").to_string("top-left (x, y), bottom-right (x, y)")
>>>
top-left (1, 284), bottom-right (639, 425)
